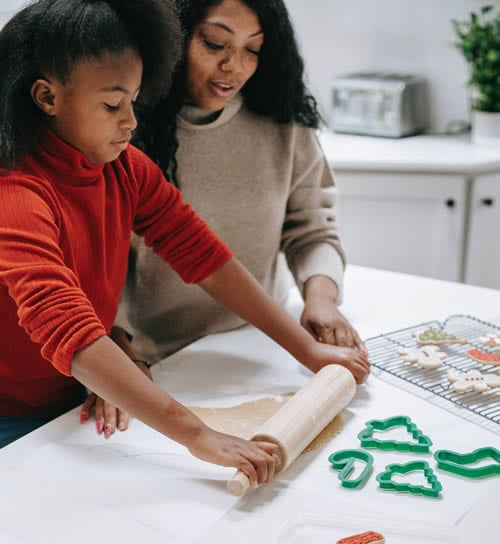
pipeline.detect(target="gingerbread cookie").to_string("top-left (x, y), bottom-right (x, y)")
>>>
top-left (447, 369), bottom-right (500, 393)
top-left (337, 531), bottom-right (385, 544)
top-left (399, 345), bottom-right (447, 369)
top-left (479, 332), bottom-right (500, 347)
top-left (467, 348), bottom-right (500, 366)
top-left (413, 327), bottom-right (467, 346)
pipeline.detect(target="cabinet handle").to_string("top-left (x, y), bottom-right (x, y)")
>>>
top-left (445, 199), bottom-right (455, 208)
top-left (481, 198), bottom-right (494, 206)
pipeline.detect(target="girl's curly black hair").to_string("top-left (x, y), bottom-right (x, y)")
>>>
top-left (0, 0), bottom-right (182, 168)
top-left (133, 0), bottom-right (322, 186)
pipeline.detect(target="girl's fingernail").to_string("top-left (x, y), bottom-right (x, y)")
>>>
top-left (80, 412), bottom-right (88, 424)
top-left (118, 422), bottom-right (126, 431)
top-left (96, 420), bottom-right (104, 434)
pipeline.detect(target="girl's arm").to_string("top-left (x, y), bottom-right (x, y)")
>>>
top-left (199, 258), bottom-right (370, 382)
top-left (71, 335), bottom-right (280, 486)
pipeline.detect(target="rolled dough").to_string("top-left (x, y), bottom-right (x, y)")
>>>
top-left (189, 393), bottom-right (343, 453)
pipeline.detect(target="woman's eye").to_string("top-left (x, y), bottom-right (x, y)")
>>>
top-left (246, 48), bottom-right (260, 57)
top-left (105, 103), bottom-right (120, 112)
top-left (204, 39), bottom-right (224, 51)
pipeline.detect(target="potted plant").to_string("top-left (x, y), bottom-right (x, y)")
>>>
top-left (452, 5), bottom-right (500, 146)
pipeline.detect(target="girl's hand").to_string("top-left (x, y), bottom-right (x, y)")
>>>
top-left (187, 427), bottom-right (282, 487)
top-left (303, 341), bottom-right (370, 384)
top-left (80, 360), bottom-right (152, 437)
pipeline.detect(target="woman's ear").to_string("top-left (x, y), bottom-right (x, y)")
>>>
top-left (30, 79), bottom-right (57, 116)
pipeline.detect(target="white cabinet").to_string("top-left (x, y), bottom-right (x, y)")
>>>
top-left (334, 172), bottom-right (467, 281)
top-left (465, 173), bottom-right (500, 289)
top-left (320, 131), bottom-right (500, 288)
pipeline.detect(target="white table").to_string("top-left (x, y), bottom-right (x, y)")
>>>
top-left (1, 266), bottom-right (499, 544)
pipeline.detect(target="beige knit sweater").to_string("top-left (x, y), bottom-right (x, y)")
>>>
top-left (117, 94), bottom-right (345, 360)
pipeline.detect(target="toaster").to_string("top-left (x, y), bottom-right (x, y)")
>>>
top-left (330, 72), bottom-right (427, 137)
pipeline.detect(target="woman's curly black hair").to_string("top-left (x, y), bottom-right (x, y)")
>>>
top-left (0, 0), bottom-right (182, 168)
top-left (133, 0), bottom-right (322, 186)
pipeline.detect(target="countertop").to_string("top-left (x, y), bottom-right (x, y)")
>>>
top-left (318, 131), bottom-right (500, 175)
top-left (0, 265), bottom-right (499, 544)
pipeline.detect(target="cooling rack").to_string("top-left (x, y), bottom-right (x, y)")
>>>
top-left (364, 314), bottom-right (500, 435)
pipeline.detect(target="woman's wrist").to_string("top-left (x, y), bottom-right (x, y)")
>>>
top-left (303, 275), bottom-right (339, 304)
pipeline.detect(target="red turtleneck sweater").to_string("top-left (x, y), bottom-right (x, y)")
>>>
top-left (0, 131), bottom-right (232, 417)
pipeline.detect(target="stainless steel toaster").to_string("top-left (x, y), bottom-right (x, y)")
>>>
top-left (330, 72), bottom-right (427, 137)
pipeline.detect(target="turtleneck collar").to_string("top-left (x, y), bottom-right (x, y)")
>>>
top-left (177, 94), bottom-right (244, 131)
top-left (35, 128), bottom-right (105, 186)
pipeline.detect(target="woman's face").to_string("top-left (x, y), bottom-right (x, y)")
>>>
top-left (186, 0), bottom-right (264, 111)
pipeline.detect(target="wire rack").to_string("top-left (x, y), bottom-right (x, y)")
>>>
top-left (364, 314), bottom-right (500, 435)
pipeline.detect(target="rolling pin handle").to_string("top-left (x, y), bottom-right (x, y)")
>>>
top-left (227, 470), bottom-right (251, 496)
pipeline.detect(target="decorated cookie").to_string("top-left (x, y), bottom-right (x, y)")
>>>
top-left (447, 369), bottom-right (500, 393)
top-left (479, 332), bottom-right (500, 347)
top-left (413, 327), bottom-right (467, 346)
top-left (398, 345), bottom-right (447, 369)
top-left (467, 348), bottom-right (500, 366)
top-left (337, 531), bottom-right (385, 544)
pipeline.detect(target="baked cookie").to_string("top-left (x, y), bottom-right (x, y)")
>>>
top-left (413, 327), bottom-right (467, 346)
top-left (399, 345), bottom-right (447, 369)
top-left (337, 531), bottom-right (385, 544)
top-left (447, 369), bottom-right (500, 393)
top-left (467, 348), bottom-right (500, 366)
top-left (479, 332), bottom-right (500, 347)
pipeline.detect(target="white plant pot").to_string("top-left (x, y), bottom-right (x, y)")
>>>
top-left (471, 110), bottom-right (500, 147)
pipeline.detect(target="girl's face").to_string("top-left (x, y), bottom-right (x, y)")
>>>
top-left (41, 48), bottom-right (142, 164)
top-left (186, 0), bottom-right (264, 111)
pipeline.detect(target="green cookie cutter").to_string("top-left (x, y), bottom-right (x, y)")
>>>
top-left (376, 460), bottom-right (443, 498)
top-left (328, 449), bottom-right (374, 489)
top-left (434, 447), bottom-right (500, 479)
top-left (358, 415), bottom-right (433, 453)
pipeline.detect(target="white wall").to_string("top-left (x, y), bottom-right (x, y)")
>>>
top-left (3, 0), bottom-right (499, 132)
top-left (0, 1), bottom-right (26, 27)
top-left (286, 0), bottom-right (500, 132)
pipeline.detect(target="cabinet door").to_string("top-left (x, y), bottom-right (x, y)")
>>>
top-left (334, 172), bottom-right (467, 281)
top-left (465, 173), bottom-right (500, 289)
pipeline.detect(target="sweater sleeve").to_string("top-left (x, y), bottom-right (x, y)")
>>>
top-left (129, 148), bottom-right (232, 284)
top-left (281, 127), bottom-right (346, 302)
top-left (0, 176), bottom-right (107, 376)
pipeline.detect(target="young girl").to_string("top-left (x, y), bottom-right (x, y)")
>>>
top-left (0, 0), bottom-right (368, 486)
top-left (100, 0), bottom-right (370, 433)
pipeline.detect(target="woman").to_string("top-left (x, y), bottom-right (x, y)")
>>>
top-left (86, 0), bottom-right (369, 436)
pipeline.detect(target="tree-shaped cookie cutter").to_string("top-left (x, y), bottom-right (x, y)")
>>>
top-left (357, 416), bottom-right (433, 453)
top-left (434, 447), bottom-right (500, 479)
top-left (328, 449), bottom-right (374, 489)
top-left (376, 460), bottom-right (442, 498)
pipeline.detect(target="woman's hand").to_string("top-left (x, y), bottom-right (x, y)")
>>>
top-left (303, 341), bottom-right (370, 384)
top-left (80, 360), bottom-right (152, 437)
top-left (188, 427), bottom-right (282, 487)
top-left (302, 275), bottom-right (366, 351)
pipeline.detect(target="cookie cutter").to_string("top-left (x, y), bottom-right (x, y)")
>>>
top-left (434, 447), bottom-right (500, 479)
top-left (376, 460), bottom-right (442, 498)
top-left (328, 449), bottom-right (374, 489)
top-left (357, 415), bottom-right (433, 453)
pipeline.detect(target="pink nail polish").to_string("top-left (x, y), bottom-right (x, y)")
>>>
top-left (80, 412), bottom-right (88, 424)
top-left (96, 420), bottom-right (104, 434)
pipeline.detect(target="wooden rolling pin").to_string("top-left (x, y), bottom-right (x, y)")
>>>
top-left (226, 364), bottom-right (356, 496)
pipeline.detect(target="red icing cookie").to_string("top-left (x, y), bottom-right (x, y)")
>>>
top-left (467, 348), bottom-right (500, 366)
top-left (337, 531), bottom-right (385, 544)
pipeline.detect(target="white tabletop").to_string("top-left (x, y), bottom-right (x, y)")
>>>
top-left (318, 131), bottom-right (500, 175)
top-left (1, 265), bottom-right (499, 544)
